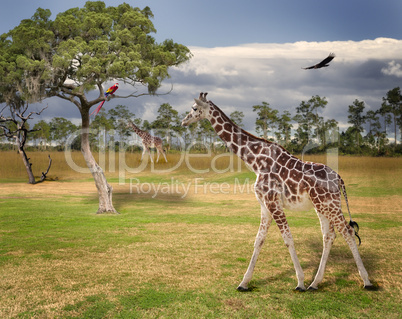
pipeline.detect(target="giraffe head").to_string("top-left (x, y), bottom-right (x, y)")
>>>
top-left (181, 92), bottom-right (211, 126)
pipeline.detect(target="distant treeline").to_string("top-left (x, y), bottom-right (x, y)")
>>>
top-left (1, 87), bottom-right (401, 156)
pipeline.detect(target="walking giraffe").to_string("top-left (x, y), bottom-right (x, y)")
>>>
top-left (181, 92), bottom-right (374, 291)
top-left (127, 121), bottom-right (167, 163)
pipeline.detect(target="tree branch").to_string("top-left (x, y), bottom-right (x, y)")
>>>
top-left (40, 155), bottom-right (52, 182)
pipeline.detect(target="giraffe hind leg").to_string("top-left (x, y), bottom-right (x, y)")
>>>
top-left (156, 148), bottom-right (160, 162)
top-left (308, 212), bottom-right (336, 290)
top-left (161, 148), bottom-right (167, 162)
top-left (149, 149), bottom-right (154, 163)
top-left (334, 216), bottom-right (373, 288)
top-left (146, 147), bottom-right (153, 163)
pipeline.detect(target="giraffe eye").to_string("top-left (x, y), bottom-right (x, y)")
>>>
top-left (192, 107), bottom-right (198, 111)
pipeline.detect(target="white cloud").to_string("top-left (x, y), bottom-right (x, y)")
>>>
top-left (156, 38), bottom-right (402, 135)
top-left (381, 60), bottom-right (402, 78)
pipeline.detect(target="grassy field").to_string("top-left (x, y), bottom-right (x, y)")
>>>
top-left (0, 151), bottom-right (401, 318)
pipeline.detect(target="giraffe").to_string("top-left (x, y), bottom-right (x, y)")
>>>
top-left (127, 121), bottom-right (167, 163)
top-left (181, 92), bottom-right (374, 291)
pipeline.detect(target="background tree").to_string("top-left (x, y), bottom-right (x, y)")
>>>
top-left (347, 99), bottom-right (366, 151)
top-left (152, 103), bottom-right (178, 151)
top-left (275, 110), bottom-right (292, 146)
top-left (1, 2), bottom-right (192, 213)
top-left (230, 110), bottom-right (245, 128)
top-left (108, 105), bottom-right (135, 148)
top-left (293, 100), bottom-right (312, 148)
top-left (32, 120), bottom-right (51, 150)
top-left (381, 87), bottom-right (401, 146)
top-left (141, 120), bottom-right (152, 131)
top-left (322, 119), bottom-right (339, 148)
top-left (253, 102), bottom-right (278, 140)
top-left (294, 96), bottom-right (328, 150)
top-left (364, 110), bottom-right (381, 151)
top-left (49, 117), bottom-right (78, 149)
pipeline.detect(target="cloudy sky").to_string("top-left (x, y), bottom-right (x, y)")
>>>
top-left (1, 0), bottom-right (402, 137)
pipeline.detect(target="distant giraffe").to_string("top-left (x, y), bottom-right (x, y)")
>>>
top-left (182, 92), bottom-right (374, 291)
top-left (127, 121), bottom-right (167, 163)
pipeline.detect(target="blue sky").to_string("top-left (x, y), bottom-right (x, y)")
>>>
top-left (1, 0), bottom-right (402, 139)
top-left (1, 0), bottom-right (401, 46)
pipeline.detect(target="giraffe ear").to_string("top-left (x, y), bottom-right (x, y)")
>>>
top-left (194, 98), bottom-right (202, 106)
top-left (194, 98), bottom-right (208, 108)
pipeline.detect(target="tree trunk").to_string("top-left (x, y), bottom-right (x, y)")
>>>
top-left (14, 132), bottom-right (36, 184)
top-left (393, 113), bottom-right (397, 146)
top-left (16, 139), bottom-right (36, 184)
top-left (81, 111), bottom-right (118, 214)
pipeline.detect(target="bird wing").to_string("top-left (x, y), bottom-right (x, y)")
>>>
top-left (105, 85), bottom-right (115, 94)
top-left (110, 85), bottom-right (118, 94)
top-left (302, 53), bottom-right (335, 69)
top-left (317, 53), bottom-right (335, 67)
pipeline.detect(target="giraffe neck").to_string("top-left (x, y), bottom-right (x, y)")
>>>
top-left (129, 123), bottom-right (147, 138)
top-left (207, 102), bottom-right (262, 164)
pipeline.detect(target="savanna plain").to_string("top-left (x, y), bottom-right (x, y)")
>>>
top-left (0, 151), bottom-right (401, 318)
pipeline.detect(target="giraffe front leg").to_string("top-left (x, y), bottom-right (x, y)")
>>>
top-left (308, 212), bottom-right (336, 290)
top-left (141, 143), bottom-right (149, 162)
top-left (147, 148), bottom-right (154, 163)
top-left (266, 195), bottom-right (305, 291)
top-left (238, 198), bottom-right (272, 291)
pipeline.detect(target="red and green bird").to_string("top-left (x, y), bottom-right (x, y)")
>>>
top-left (91, 83), bottom-right (119, 116)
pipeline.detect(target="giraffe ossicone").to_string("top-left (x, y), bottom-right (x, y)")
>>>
top-left (127, 121), bottom-right (167, 163)
top-left (181, 92), bottom-right (373, 291)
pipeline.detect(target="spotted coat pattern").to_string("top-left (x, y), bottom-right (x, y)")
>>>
top-left (127, 121), bottom-right (167, 163)
top-left (182, 92), bottom-right (372, 291)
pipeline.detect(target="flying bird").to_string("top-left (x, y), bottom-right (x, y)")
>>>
top-left (302, 53), bottom-right (335, 70)
top-left (91, 83), bottom-right (119, 116)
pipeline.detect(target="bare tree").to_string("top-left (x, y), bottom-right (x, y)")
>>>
top-left (0, 104), bottom-right (51, 184)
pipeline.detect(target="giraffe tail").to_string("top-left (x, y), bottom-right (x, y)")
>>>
top-left (339, 178), bottom-right (361, 246)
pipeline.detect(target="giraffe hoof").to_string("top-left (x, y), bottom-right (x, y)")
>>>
top-left (236, 286), bottom-right (249, 292)
top-left (294, 286), bottom-right (306, 292)
top-left (307, 286), bottom-right (318, 291)
top-left (364, 284), bottom-right (378, 291)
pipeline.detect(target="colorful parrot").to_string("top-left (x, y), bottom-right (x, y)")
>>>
top-left (91, 83), bottom-right (119, 116)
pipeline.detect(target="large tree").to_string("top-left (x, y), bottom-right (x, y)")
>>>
top-left (1, 2), bottom-right (192, 213)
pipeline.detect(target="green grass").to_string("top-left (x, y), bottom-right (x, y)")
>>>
top-left (0, 153), bottom-right (401, 318)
